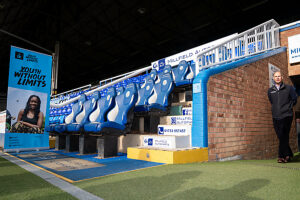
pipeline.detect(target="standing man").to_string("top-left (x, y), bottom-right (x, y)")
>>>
top-left (268, 71), bottom-right (297, 163)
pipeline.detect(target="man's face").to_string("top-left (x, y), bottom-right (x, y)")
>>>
top-left (273, 72), bottom-right (283, 85)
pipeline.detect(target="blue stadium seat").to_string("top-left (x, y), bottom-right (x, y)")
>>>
top-left (134, 78), bottom-right (155, 112)
top-left (51, 94), bottom-right (87, 133)
top-left (172, 60), bottom-right (190, 86)
top-left (141, 69), bottom-right (157, 88)
top-left (147, 69), bottom-right (174, 113)
top-left (186, 61), bottom-right (195, 84)
top-left (66, 91), bottom-right (100, 133)
top-left (93, 83), bottom-right (138, 135)
top-left (84, 87), bottom-right (117, 133)
top-left (156, 65), bottom-right (172, 83)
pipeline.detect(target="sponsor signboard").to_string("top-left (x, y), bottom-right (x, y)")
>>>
top-left (4, 46), bottom-right (52, 152)
top-left (288, 34), bottom-right (300, 64)
top-left (143, 135), bottom-right (175, 149)
top-left (151, 33), bottom-right (238, 69)
top-left (158, 125), bottom-right (191, 136)
top-left (169, 116), bottom-right (192, 125)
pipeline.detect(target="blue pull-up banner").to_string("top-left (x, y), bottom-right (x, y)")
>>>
top-left (4, 46), bottom-right (52, 152)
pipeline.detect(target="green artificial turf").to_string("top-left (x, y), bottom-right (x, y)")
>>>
top-left (0, 156), bottom-right (76, 200)
top-left (2, 152), bottom-right (300, 200)
top-left (75, 153), bottom-right (300, 200)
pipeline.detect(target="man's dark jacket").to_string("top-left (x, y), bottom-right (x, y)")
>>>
top-left (268, 83), bottom-right (297, 119)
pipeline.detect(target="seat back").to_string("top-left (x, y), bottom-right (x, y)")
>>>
top-left (186, 61), bottom-right (195, 80)
top-left (107, 83), bottom-right (138, 125)
top-left (88, 87), bottom-right (117, 123)
top-left (64, 94), bottom-right (86, 124)
top-left (148, 70), bottom-right (174, 107)
top-left (157, 65), bottom-right (172, 83)
top-left (172, 60), bottom-right (189, 85)
top-left (141, 69), bottom-right (157, 88)
top-left (75, 91), bottom-right (100, 125)
top-left (136, 79), bottom-right (155, 106)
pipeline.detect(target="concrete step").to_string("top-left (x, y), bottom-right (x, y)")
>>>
top-left (160, 115), bottom-right (192, 125)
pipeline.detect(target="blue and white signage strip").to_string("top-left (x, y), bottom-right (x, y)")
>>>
top-left (158, 125), bottom-right (191, 136)
top-left (151, 33), bottom-right (238, 69)
top-left (288, 34), bottom-right (300, 64)
top-left (4, 46), bottom-right (52, 152)
top-left (182, 107), bottom-right (192, 116)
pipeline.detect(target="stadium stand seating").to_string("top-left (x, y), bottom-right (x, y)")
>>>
top-left (84, 87), bottom-right (117, 133)
top-left (66, 91), bottom-right (100, 133)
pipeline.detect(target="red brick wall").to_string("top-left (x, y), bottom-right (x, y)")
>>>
top-left (207, 51), bottom-right (298, 161)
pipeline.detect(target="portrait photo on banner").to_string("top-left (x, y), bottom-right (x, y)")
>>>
top-left (6, 87), bottom-right (47, 134)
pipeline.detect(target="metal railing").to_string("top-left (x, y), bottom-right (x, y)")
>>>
top-left (51, 84), bottom-right (92, 98)
top-left (50, 65), bottom-right (152, 108)
top-left (195, 19), bottom-right (280, 73)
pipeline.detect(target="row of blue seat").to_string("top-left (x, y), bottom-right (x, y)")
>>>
top-left (46, 63), bottom-right (182, 135)
top-left (47, 84), bottom-right (137, 135)
top-left (49, 60), bottom-right (196, 118)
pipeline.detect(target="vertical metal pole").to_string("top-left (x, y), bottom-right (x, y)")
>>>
top-left (51, 53), bottom-right (56, 96)
top-left (255, 29), bottom-right (258, 53)
top-left (245, 34), bottom-right (248, 56)
top-left (264, 25), bottom-right (268, 50)
top-left (195, 55), bottom-right (200, 75)
top-left (53, 41), bottom-right (60, 95)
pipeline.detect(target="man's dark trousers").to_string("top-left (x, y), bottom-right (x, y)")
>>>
top-left (273, 116), bottom-right (293, 158)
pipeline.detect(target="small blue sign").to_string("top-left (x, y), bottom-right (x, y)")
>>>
top-left (158, 59), bottom-right (165, 70)
top-left (158, 127), bottom-right (164, 135)
top-left (148, 138), bottom-right (153, 146)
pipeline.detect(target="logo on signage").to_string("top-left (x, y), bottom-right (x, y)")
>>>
top-left (158, 127), bottom-right (164, 135)
top-left (26, 54), bottom-right (38, 63)
top-left (152, 62), bottom-right (158, 69)
top-left (15, 52), bottom-right (24, 60)
top-left (158, 59), bottom-right (165, 70)
top-left (148, 138), bottom-right (153, 146)
top-left (171, 117), bottom-right (176, 125)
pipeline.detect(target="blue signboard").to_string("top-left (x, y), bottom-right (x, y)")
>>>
top-left (4, 46), bottom-right (52, 151)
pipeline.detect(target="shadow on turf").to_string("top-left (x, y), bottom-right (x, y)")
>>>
top-left (161, 178), bottom-right (270, 200)
top-left (79, 171), bottom-right (269, 200)
top-left (81, 171), bottom-right (202, 199)
top-left (292, 152), bottom-right (300, 162)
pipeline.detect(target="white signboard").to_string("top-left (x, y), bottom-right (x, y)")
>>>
top-left (182, 107), bottom-right (192, 116)
top-left (143, 136), bottom-right (175, 149)
top-left (288, 34), bottom-right (300, 64)
top-left (169, 116), bottom-right (192, 125)
top-left (151, 33), bottom-right (238, 69)
top-left (268, 63), bottom-right (280, 87)
top-left (158, 125), bottom-right (191, 136)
